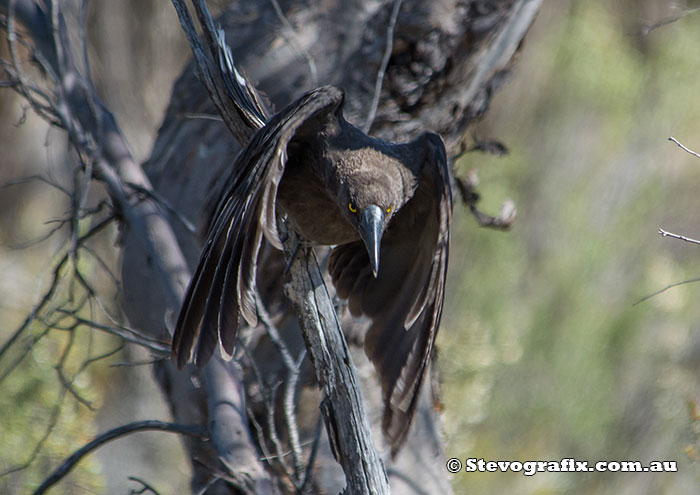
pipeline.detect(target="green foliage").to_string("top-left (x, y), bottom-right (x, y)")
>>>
top-left (0, 323), bottom-right (108, 494)
top-left (441, 2), bottom-right (700, 493)
top-left (0, 235), bottom-right (119, 494)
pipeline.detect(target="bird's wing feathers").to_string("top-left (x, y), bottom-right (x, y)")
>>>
top-left (328, 132), bottom-right (452, 455)
top-left (172, 86), bottom-right (345, 368)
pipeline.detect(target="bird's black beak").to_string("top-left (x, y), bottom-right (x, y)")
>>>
top-left (358, 205), bottom-right (385, 277)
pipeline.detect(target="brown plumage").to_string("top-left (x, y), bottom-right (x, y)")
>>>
top-left (172, 83), bottom-right (452, 456)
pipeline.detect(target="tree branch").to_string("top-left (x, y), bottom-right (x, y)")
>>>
top-left (640, 7), bottom-right (700, 36)
top-left (659, 227), bottom-right (700, 246)
top-left (2, 1), bottom-right (272, 491)
top-left (363, 0), bottom-right (403, 133)
top-left (169, 1), bottom-right (390, 492)
top-left (282, 228), bottom-right (390, 495)
top-left (669, 136), bottom-right (700, 160)
top-left (33, 421), bottom-right (208, 495)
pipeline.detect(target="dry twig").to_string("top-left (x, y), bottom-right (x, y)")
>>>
top-left (659, 228), bottom-right (700, 246)
top-left (364, 0), bottom-right (403, 133)
top-left (669, 136), bottom-right (700, 160)
top-left (33, 421), bottom-right (207, 495)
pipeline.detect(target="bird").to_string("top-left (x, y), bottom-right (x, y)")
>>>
top-left (171, 60), bottom-right (453, 455)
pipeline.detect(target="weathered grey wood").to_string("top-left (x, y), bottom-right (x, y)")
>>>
top-left (169, 3), bottom-right (392, 490)
top-left (282, 228), bottom-right (390, 495)
top-left (1, 0), bottom-right (542, 490)
top-left (118, 0), bottom-right (543, 493)
top-left (205, 358), bottom-right (278, 495)
top-left (0, 2), bottom-right (276, 493)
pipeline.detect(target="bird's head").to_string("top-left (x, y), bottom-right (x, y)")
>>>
top-left (338, 171), bottom-right (401, 278)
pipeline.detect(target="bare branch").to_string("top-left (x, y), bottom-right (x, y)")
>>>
top-left (454, 171), bottom-right (517, 230)
top-left (282, 225), bottom-right (390, 494)
top-left (80, 243), bottom-right (122, 289)
top-left (269, 0), bottom-right (318, 87)
top-left (125, 181), bottom-right (197, 234)
top-left (641, 7), bottom-right (700, 36)
top-left (203, 356), bottom-right (277, 494)
top-left (55, 310), bottom-right (170, 355)
top-left (0, 173), bottom-right (72, 198)
top-left (633, 228), bottom-right (700, 304)
top-left (632, 224), bottom-right (700, 308)
top-left (128, 476), bottom-right (162, 495)
top-left (0, 389), bottom-right (66, 478)
top-left (6, 219), bottom-right (67, 250)
top-left (83, 343), bottom-right (125, 368)
top-left (257, 300), bottom-right (306, 479)
top-left (299, 414), bottom-right (323, 492)
top-left (2, 1), bottom-right (191, 310)
top-left (265, 381), bottom-right (297, 482)
top-left (659, 227), bottom-right (700, 246)
top-left (0, 214), bottom-right (114, 375)
top-left (634, 276), bottom-right (700, 306)
top-left (33, 421), bottom-right (208, 495)
top-left (179, 111), bottom-right (223, 122)
top-left (55, 327), bottom-right (96, 410)
top-left (669, 136), bottom-right (700, 160)
top-left (364, 0), bottom-right (403, 133)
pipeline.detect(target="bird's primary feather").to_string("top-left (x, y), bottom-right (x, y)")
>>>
top-left (172, 85), bottom-right (453, 456)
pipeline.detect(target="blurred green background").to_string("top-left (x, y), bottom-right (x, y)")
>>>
top-left (441, 2), bottom-right (700, 494)
top-left (2, 1), bottom-right (700, 493)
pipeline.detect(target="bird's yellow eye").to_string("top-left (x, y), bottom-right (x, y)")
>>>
top-left (386, 204), bottom-right (393, 214)
top-left (348, 202), bottom-right (357, 213)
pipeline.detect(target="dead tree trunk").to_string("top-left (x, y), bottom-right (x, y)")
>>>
top-left (120, 1), bottom-right (540, 493)
top-left (0, 0), bottom-right (540, 493)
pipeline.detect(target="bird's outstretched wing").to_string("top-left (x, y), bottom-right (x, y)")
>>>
top-left (329, 132), bottom-right (452, 456)
top-left (172, 86), bottom-right (345, 368)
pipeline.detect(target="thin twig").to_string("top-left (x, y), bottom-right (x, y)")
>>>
top-left (299, 413), bottom-right (323, 492)
top-left (128, 476), bottom-right (162, 495)
top-left (55, 310), bottom-right (170, 355)
top-left (126, 181), bottom-right (197, 234)
top-left (81, 243), bottom-right (122, 290)
top-left (364, 0), bottom-right (403, 133)
top-left (257, 300), bottom-right (305, 479)
top-left (641, 7), bottom-right (700, 36)
top-left (0, 213), bottom-right (114, 371)
top-left (70, 156), bottom-right (95, 262)
top-left (55, 327), bottom-right (96, 410)
top-left (269, 0), bottom-right (318, 87)
top-left (634, 277), bottom-right (700, 306)
top-left (34, 421), bottom-right (208, 495)
top-left (0, 174), bottom-right (72, 197)
top-left (265, 381), bottom-right (297, 482)
top-left (240, 346), bottom-right (278, 467)
top-left (633, 228), bottom-right (700, 305)
top-left (0, 386), bottom-right (68, 479)
top-left (659, 228), bottom-right (700, 246)
top-left (180, 111), bottom-right (223, 121)
top-left (83, 343), bottom-right (124, 368)
top-left (110, 357), bottom-right (167, 367)
top-left (6, 220), bottom-right (67, 250)
top-left (7, 200), bottom-right (111, 250)
top-left (669, 136), bottom-right (700, 160)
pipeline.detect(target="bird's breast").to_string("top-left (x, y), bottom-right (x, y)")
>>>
top-left (276, 161), bottom-right (359, 245)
